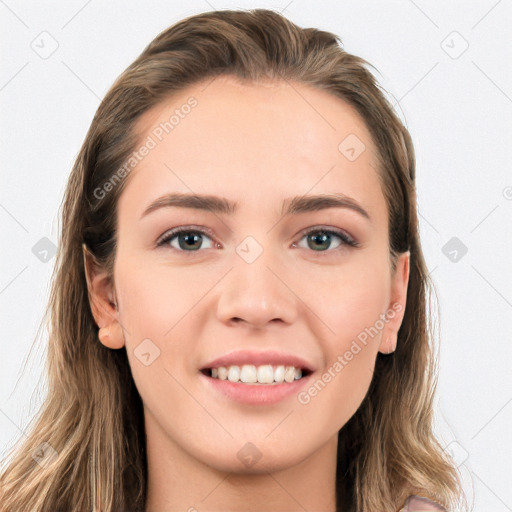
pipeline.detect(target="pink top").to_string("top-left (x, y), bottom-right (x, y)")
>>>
top-left (400, 495), bottom-right (447, 511)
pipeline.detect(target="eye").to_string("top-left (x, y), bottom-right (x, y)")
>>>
top-left (156, 225), bottom-right (360, 253)
top-left (156, 226), bottom-right (217, 252)
top-left (293, 226), bottom-right (360, 252)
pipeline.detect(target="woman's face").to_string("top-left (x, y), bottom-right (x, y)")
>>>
top-left (99, 75), bottom-right (409, 473)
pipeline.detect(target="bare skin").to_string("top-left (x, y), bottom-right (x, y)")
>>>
top-left (84, 75), bottom-right (409, 512)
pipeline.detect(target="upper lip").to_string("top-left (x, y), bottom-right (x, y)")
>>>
top-left (200, 350), bottom-right (316, 373)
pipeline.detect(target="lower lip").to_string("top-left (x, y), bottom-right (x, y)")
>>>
top-left (199, 371), bottom-right (313, 405)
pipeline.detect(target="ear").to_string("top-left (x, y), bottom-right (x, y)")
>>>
top-left (82, 243), bottom-right (125, 349)
top-left (378, 250), bottom-right (410, 355)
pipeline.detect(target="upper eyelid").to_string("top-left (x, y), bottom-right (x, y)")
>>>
top-left (156, 225), bottom-right (216, 246)
top-left (156, 225), bottom-right (357, 247)
top-left (297, 225), bottom-right (355, 242)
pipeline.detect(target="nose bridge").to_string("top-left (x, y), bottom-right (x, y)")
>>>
top-left (215, 236), bottom-right (297, 328)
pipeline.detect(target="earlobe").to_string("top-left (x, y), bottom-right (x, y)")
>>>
top-left (98, 324), bottom-right (125, 350)
top-left (380, 335), bottom-right (397, 354)
top-left (82, 243), bottom-right (125, 349)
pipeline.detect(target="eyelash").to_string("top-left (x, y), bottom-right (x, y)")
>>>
top-left (156, 225), bottom-right (360, 253)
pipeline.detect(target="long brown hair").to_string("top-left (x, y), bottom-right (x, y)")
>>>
top-left (0, 8), bottom-right (466, 511)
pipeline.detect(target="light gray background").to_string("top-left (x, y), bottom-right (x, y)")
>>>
top-left (1, 1), bottom-right (511, 510)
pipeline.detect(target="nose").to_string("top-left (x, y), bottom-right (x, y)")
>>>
top-left (215, 247), bottom-right (298, 330)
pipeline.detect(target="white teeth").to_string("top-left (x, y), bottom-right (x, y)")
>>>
top-left (227, 366), bottom-right (240, 382)
top-left (240, 365), bottom-right (258, 383)
top-left (257, 365), bottom-right (274, 384)
top-left (274, 365), bottom-right (285, 383)
top-left (284, 366), bottom-right (295, 383)
top-left (208, 364), bottom-right (306, 384)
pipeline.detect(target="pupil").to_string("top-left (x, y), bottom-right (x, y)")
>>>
top-left (309, 231), bottom-right (330, 251)
top-left (179, 232), bottom-right (202, 250)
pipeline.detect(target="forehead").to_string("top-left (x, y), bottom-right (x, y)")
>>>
top-left (118, 74), bottom-right (386, 223)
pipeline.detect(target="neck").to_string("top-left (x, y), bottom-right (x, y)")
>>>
top-left (144, 412), bottom-right (339, 512)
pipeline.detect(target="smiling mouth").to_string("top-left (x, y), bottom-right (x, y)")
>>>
top-left (200, 364), bottom-right (312, 385)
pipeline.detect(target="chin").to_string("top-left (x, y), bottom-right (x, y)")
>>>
top-left (198, 442), bottom-right (313, 475)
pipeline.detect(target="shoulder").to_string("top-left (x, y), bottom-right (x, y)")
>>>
top-left (399, 495), bottom-right (447, 511)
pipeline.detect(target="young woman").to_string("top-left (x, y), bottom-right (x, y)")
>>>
top-left (0, 8), bottom-right (467, 512)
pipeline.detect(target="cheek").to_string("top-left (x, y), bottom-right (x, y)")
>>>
top-left (114, 257), bottom-right (204, 413)
top-left (114, 254), bottom-right (206, 377)
top-left (308, 307), bottom-right (384, 430)
top-left (115, 252), bottom-right (201, 332)
top-left (311, 255), bottom-right (390, 349)
top-left (302, 258), bottom-right (389, 421)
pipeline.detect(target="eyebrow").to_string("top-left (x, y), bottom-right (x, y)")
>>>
top-left (140, 192), bottom-right (371, 222)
